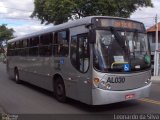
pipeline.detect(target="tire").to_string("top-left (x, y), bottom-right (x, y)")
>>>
top-left (14, 69), bottom-right (21, 84)
top-left (54, 77), bottom-right (66, 102)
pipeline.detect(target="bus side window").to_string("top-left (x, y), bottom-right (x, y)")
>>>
top-left (23, 39), bottom-right (28, 56)
top-left (15, 41), bottom-right (19, 56)
top-left (52, 32), bottom-right (58, 56)
top-left (39, 33), bottom-right (52, 56)
top-left (70, 36), bottom-right (78, 69)
top-left (70, 34), bottom-right (89, 73)
top-left (7, 43), bottom-right (11, 56)
top-left (9, 42), bottom-right (15, 56)
top-left (10, 42), bottom-right (15, 49)
top-left (57, 30), bottom-right (69, 57)
top-left (19, 40), bottom-right (23, 56)
top-left (78, 35), bottom-right (89, 72)
top-left (29, 36), bottom-right (39, 56)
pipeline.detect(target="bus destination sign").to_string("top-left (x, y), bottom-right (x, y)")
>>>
top-left (95, 18), bottom-right (144, 31)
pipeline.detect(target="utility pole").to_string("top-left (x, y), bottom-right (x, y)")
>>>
top-left (154, 14), bottom-right (159, 76)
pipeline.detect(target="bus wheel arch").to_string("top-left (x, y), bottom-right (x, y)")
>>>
top-left (14, 67), bottom-right (21, 84)
top-left (53, 74), bottom-right (66, 102)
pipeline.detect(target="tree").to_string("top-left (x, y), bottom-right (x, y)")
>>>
top-left (0, 24), bottom-right (14, 40)
top-left (0, 24), bottom-right (14, 58)
top-left (31, 0), bottom-right (153, 25)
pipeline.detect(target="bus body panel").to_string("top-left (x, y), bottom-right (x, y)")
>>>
top-left (6, 16), bottom-right (152, 105)
top-left (92, 70), bottom-right (151, 91)
top-left (91, 70), bottom-right (151, 105)
top-left (7, 56), bottom-right (54, 91)
top-left (92, 82), bottom-right (151, 105)
top-left (63, 25), bottom-right (92, 104)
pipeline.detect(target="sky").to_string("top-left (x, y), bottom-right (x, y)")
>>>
top-left (0, 0), bottom-right (160, 37)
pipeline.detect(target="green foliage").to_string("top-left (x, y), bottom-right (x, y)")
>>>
top-left (31, 0), bottom-right (153, 25)
top-left (0, 24), bottom-right (14, 56)
top-left (0, 24), bottom-right (14, 42)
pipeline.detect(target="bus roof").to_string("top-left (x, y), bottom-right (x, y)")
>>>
top-left (8, 16), bottom-right (143, 43)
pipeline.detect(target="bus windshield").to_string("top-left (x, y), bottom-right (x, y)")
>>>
top-left (93, 29), bottom-right (151, 72)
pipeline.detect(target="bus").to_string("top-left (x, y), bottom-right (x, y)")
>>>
top-left (7, 16), bottom-right (151, 105)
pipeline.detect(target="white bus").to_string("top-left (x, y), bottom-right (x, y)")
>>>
top-left (7, 16), bottom-right (151, 105)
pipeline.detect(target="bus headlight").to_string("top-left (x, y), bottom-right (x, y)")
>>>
top-left (93, 78), bottom-right (100, 87)
top-left (106, 84), bottom-right (111, 90)
top-left (93, 78), bottom-right (111, 90)
top-left (98, 81), bottom-right (111, 90)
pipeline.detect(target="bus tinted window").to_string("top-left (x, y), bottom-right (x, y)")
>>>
top-left (70, 36), bottom-right (78, 69)
top-left (39, 46), bottom-right (51, 56)
top-left (39, 33), bottom-right (52, 56)
top-left (7, 43), bottom-right (11, 50)
top-left (10, 42), bottom-right (15, 49)
top-left (28, 36), bottom-right (39, 56)
top-left (23, 40), bottom-right (28, 48)
top-left (52, 32), bottom-right (58, 56)
top-left (57, 30), bottom-right (69, 56)
top-left (7, 43), bottom-right (11, 56)
top-left (15, 42), bottom-right (19, 48)
top-left (40, 33), bottom-right (53, 45)
top-left (7, 42), bottom-right (16, 56)
top-left (29, 36), bottom-right (39, 47)
top-left (78, 35), bottom-right (89, 72)
top-left (19, 40), bottom-right (23, 48)
top-left (29, 47), bottom-right (38, 56)
top-left (70, 34), bottom-right (89, 73)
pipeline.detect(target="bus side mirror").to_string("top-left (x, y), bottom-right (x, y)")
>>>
top-left (88, 30), bottom-right (96, 43)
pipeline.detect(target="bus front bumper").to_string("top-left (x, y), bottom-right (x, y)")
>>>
top-left (92, 83), bottom-right (152, 105)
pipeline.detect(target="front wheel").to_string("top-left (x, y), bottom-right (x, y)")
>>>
top-left (54, 77), bottom-right (66, 102)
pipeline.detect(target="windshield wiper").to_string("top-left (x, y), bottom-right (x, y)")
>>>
top-left (132, 29), bottom-right (138, 58)
top-left (110, 27), bottom-right (128, 53)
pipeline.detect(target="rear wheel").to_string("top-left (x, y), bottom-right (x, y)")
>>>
top-left (14, 69), bottom-right (21, 84)
top-left (54, 77), bottom-right (66, 102)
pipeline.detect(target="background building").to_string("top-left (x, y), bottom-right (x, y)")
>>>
top-left (147, 22), bottom-right (160, 64)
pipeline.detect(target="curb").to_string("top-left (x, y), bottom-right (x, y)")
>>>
top-left (151, 76), bottom-right (160, 83)
top-left (151, 80), bottom-right (160, 84)
top-left (151, 76), bottom-right (160, 84)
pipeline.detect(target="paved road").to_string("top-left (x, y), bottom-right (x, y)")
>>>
top-left (0, 62), bottom-right (160, 114)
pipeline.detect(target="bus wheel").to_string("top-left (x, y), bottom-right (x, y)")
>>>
top-left (54, 77), bottom-right (66, 102)
top-left (14, 69), bottom-right (21, 84)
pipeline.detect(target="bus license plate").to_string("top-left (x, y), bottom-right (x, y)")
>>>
top-left (125, 94), bottom-right (135, 100)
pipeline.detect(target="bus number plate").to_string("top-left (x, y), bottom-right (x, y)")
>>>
top-left (125, 94), bottom-right (135, 100)
top-left (107, 76), bottom-right (125, 83)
